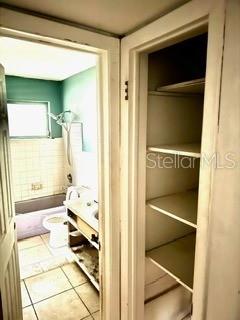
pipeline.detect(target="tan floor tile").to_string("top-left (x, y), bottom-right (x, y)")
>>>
top-left (47, 244), bottom-right (71, 257)
top-left (75, 283), bottom-right (99, 313)
top-left (92, 311), bottom-right (100, 320)
top-left (19, 245), bottom-right (52, 266)
top-left (23, 306), bottom-right (37, 320)
top-left (25, 268), bottom-right (71, 303)
top-left (42, 233), bottom-right (71, 255)
top-left (21, 281), bottom-right (31, 307)
top-left (40, 255), bottom-right (68, 272)
top-left (62, 263), bottom-right (88, 287)
top-left (34, 289), bottom-right (90, 320)
top-left (20, 263), bottom-right (43, 280)
top-left (18, 236), bottom-right (44, 251)
top-left (40, 233), bottom-right (50, 244)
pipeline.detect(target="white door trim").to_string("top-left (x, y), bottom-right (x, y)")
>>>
top-left (120, 1), bottom-right (225, 319)
top-left (0, 8), bottom-right (120, 320)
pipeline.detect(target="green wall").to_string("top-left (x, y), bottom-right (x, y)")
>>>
top-left (62, 67), bottom-right (97, 152)
top-left (6, 76), bottom-right (63, 138)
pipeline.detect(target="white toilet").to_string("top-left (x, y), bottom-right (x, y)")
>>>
top-left (42, 186), bottom-right (86, 248)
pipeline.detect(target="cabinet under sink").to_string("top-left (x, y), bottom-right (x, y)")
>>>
top-left (65, 199), bottom-right (99, 290)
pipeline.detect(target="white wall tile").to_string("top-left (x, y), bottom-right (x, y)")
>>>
top-left (10, 138), bottom-right (66, 202)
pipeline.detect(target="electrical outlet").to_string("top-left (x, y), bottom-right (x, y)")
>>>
top-left (31, 183), bottom-right (43, 190)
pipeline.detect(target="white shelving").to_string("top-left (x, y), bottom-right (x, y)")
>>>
top-left (147, 190), bottom-right (198, 228)
top-left (68, 216), bottom-right (99, 250)
top-left (71, 246), bottom-right (99, 291)
top-left (146, 234), bottom-right (196, 292)
top-left (157, 78), bottom-right (205, 94)
top-left (144, 33), bottom-right (207, 315)
top-left (147, 143), bottom-right (201, 158)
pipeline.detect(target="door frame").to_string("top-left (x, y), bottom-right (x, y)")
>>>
top-left (120, 1), bottom-right (225, 319)
top-left (0, 7), bottom-right (120, 320)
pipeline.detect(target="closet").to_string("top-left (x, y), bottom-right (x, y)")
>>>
top-left (144, 33), bottom-right (207, 318)
top-left (120, 2), bottom-right (226, 314)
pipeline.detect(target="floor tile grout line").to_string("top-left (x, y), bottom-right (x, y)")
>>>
top-left (22, 280), bottom-right (39, 320)
top-left (22, 261), bottom-right (69, 282)
top-left (18, 242), bottom-right (49, 254)
top-left (73, 285), bottom-right (97, 317)
top-left (18, 242), bottom-right (45, 251)
top-left (19, 236), bottom-right (98, 318)
top-left (23, 267), bottom-right (73, 305)
top-left (82, 315), bottom-right (94, 320)
top-left (21, 281), bottom-right (31, 309)
top-left (31, 286), bottom-right (97, 319)
top-left (32, 303), bottom-right (39, 320)
top-left (60, 265), bottom-right (93, 317)
top-left (60, 265), bottom-right (75, 289)
top-left (60, 264), bottom-right (88, 289)
top-left (20, 253), bottom-right (70, 277)
top-left (32, 287), bottom-right (74, 306)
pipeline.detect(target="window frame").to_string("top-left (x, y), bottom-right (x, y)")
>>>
top-left (7, 100), bottom-right (52, 139)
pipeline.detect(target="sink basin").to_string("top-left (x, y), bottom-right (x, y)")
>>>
top-left (94, 210), bottom-right (98, 220)
top-left (80, 201), bottom-right (99, 232)
top-left (65, 198), bottom-right (99, 232)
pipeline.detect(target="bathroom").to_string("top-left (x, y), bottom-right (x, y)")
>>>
top-left (1, 36), bottom-right (100, 319)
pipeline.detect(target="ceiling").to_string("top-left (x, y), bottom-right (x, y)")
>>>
top-left (0, 37), bottom-right (97, 81)
top-left (1, 0), bottom-right (190, 36)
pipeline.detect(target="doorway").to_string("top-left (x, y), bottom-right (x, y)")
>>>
top-left (0, 30), bottom-right (116, 319)
top-left (0, 8), bottom-right (120, 320)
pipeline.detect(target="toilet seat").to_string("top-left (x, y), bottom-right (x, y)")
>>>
top-left (43, 215), bottom-right (66, 230)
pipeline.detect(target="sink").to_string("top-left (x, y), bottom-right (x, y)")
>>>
top-left (94, 210), bottom-right (98, 220)
top-left (82, 202), bottom-right (99, 232)
top-left (65, 198), bottom-right (99, 232)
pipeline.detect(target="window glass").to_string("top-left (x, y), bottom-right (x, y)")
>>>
top-left (7, 102), bottom-right (49, 138)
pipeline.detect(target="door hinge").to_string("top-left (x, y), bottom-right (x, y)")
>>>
top-left (14, 222), bottom-right (16, 230)
top-left (190, 303), bottom-right (193, 316)
top-left (124, 80), bottom-right (128, 100)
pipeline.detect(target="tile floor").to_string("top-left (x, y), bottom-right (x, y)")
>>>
top-left (19, 234), bottom-right (100, 320)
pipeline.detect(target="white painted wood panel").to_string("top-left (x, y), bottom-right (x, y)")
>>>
top-left (147, 234), bottom-right (196, 291)
top-left (146, 206), bottom-right (194, 251)
top-left (147, 94), bottom-right (203, 147)
top-left (145, 255), bottom-right (177, 302)
top-left (204, 1), bottom-right (240, 319)
top-left (145, 285), bottom-right (192, 320)
top-left (148, 143), bottom-right (201, 158)
top-left (146, 154), bottom-right (200, 200)
top-left (0, 64), bottom-right (22, 320)
top-left (157, 78), bottom-right (205, 94)
top-left (147, 189), bottom-right (198, 228)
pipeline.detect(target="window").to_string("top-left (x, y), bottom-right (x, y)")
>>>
top-left (7, 102), bottom-right (50, 138)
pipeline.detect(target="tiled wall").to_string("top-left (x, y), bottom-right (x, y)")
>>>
top-left (10, 138), bottom-right (66, 202)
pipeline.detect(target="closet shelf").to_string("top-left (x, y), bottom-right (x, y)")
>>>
top-left (147, 143), bottom-right (201, 158)
top-left (147, 189), bottom-right (198, 228)
top-left (146, 233), bottom-right (196, 292)
top-left (156, 78), bottom-right (205, 94)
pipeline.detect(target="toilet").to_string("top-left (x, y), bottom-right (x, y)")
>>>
top-left (43, 213), bottom-right (68, 248)
top-left (42, 186), bottom-right (87, 248)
